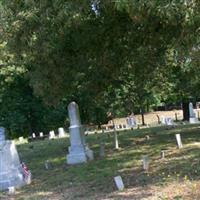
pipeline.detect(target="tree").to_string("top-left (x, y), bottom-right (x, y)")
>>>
top-left (1, 0), bottom-right (200, 128)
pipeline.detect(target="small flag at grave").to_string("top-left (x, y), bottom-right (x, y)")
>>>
top-left (21, 162), bottom-right (30, 179)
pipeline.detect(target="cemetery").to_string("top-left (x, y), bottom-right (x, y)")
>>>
top-left (1, 1), bottom-right (200, 200)
top-left (1, 102), bottom-right (200, 199)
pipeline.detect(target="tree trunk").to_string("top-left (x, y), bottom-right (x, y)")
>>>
top-left (182, 101), bottom-right (189, 121)
top-left (140, 108), bottom-right (145, 126)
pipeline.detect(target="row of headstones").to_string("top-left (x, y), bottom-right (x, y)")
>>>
top-left (19, 128), bottom-right (67, 142)
top-left (31, 127), bottom-right (67, 140)
top-left (115, 102), bottom-right (200, 129)
top-left (113, 133), bottom-right (183, 191)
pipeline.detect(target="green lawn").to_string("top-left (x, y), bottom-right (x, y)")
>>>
top-left (1, 124), bottom-right (200, 200)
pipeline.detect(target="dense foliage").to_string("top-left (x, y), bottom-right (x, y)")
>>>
top-left (0, 1), bottom-right (200, 137)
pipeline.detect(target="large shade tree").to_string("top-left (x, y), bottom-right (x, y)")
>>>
top-left (0, 0), bottom-right (200, 131)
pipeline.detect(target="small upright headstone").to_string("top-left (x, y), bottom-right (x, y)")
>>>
top-left (39, 132), bottom-right (44, 138)
top-left (145, 135), bottom-right (150, 141)
top-left (126, 114), bottom-right (136, 128)
top-left (142, 155), bottom-right (149, 171)
top-left (32, 133), bottom-right (36, 139)
top-left (99, 142), bottom-right (105, 157)
top-left (114, 131), bottom-right (119, 149)
top-left (175, 134), bottom-right (183, 149)
top-left (66, 102), bottom-right (94, 165)
top-left (189, 102), bottom-right (198, 124)
top-left (58, 127), bottom-right (66, 138)
top-left (114, 176), bottom-right (124, 191)
top-left (161, 116), bottom-right (174, 126)
top-left (44, 160), bottom-right (52, 170)
top-left (49, 131), bottom-right (55, 139)
top-left (18, 136), bottom-right (24, 143)
top-left (160, 150), bottom-right (165, 159)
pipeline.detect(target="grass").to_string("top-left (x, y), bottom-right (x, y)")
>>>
top-left (1, 124), bottom-right (200, 199)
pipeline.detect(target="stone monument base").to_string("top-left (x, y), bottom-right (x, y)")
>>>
top-left (66, 145), bottom-right (94, 165)
top-left (189, 117), bottom-right (199, 124)
top-left (67, 152), bottom-right (87, 165)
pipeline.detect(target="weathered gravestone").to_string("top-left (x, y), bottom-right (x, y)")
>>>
top-left (114, 176), bottom-right (124, 191)
top-left (66, 102), bottom-right (94, 164)
top-left (161, 116), bottom-right (174, 126)
top-left (0, 127), bottom-right (30, 191)
top-left (99, 142), bottom-right (105, 158)
top-left (126, 115), bottom-right (136, 128)
top-left (58, 127), bottom-right (66, 138)
top-left (142, 155), bottom-right (150, 171)
top-left (49, 130), bottom-right (56, 139)
top-left (175, 134), bottom-right (183, 149)
top-left (189, 102), bottom-right (198, 124)
top-left (39, 132), bottom-right (44, 138)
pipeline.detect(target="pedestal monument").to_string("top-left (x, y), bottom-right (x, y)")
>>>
top-left (0, 127), bottom-right (30, 191)
top-left (66, 102), bottom-right (94, 164)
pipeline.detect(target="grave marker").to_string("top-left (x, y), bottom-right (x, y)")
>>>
top-left (49, 131), bottom-right (55, 139)
top-left (114, 176), bottom-right (124, 190)
top-left (99, 142), bottom-right (105, 157)
top-left (175, 134), bottom-right (183, 148)
top-left (189, 102), bottom-right (198, 124)
top-left (0, 127), bottom-right (30, 191)
top-left (58, 127), bottom-right (66, 138)
top-left (39, 132), bottom-right (44, 137)
top-left (142, 155), bottom-right (149, 171)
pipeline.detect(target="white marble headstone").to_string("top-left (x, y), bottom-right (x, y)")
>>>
top-left (58, 127), bottom-right (66, 138)
top-left (49, 131), bottom-right (55, 139)
top-left (114, 176), bottom-right (124, 190)
top-left (39, 132), bottom-right (44, 137)
top-left (175, 134), bottom-right (183, 148)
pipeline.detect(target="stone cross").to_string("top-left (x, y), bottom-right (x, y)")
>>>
top-left (66, 102), bottom-right (93, 165)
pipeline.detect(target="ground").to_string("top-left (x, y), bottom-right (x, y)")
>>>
top-left (1, 123), bottom-right (200, 200)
